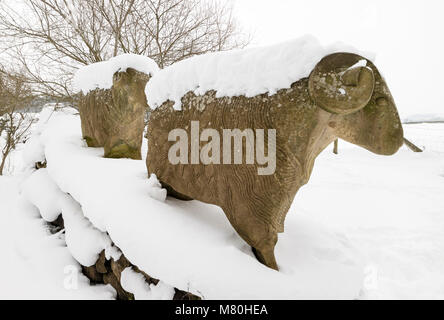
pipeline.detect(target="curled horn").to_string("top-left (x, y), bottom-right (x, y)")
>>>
top-left (308, 53), bottom-right (375, 115)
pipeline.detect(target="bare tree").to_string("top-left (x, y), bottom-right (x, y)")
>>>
top-left (0, 68), bottom-right (35, 175)
top-left (0, 0), bottom-right (250, 101)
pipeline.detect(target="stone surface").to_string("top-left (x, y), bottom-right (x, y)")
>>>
top-left (82, 265), bottom-right (103, 284)
top-left (48, 214), bottom-right (64, 234)
top-left (110, 255), bottom-right (131, 282)
top-left (103, 271), bottom-right (134, 300)
top-left (95, 251), bottom-right (108, 274)
top-left (146, 52), bottom-right (404, 270)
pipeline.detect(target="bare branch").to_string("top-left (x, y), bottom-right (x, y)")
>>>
top-left (0, 0), bottom-right (250, 102)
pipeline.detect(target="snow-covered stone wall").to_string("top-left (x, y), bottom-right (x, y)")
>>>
top-left (19, 108), bottom-right (193, 300)
top-left (20, 165), bottom-right (189, 299)
top-left (19, 107), bottom-right (366, 299)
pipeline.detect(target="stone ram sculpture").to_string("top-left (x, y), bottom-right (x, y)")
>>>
top-left (146, 52), bottom-right (404, 270)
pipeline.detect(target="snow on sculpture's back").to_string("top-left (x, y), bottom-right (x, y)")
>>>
top-left (145, 35), bottom-right (372, 110)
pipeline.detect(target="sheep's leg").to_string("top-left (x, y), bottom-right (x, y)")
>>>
top-left (224, 205), bottom-right (279, 271)
top-left (252, 233), bottom-right (278, 271)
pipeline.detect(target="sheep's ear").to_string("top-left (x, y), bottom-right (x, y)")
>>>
top-left (309, 53), bottom-right (375, 115)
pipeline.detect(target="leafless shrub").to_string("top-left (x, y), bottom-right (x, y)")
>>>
top-left (0, 68), bottom-right (35, 175)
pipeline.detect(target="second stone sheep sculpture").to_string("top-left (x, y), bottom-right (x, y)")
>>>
top-left (78, 68), bottom-right (151, 159)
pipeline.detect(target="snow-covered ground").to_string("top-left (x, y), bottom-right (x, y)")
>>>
top-left (402, 113), bottom-right (444, 124)
top-left (403, 123), bottom-right (444, 153)
top-left (0, 109), bottom-right (443, 299)
top-left (297, 143), bottom-right (444, 299)
top-left (0, 176), bottom-right (115, 299)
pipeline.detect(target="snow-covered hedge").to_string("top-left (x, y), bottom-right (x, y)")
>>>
top-left (19, 107), bottom-right (365, 299)
top-left (402, 113), bottom-right (444, 124)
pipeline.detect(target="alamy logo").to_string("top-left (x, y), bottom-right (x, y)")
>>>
top-left (168, 121), bottom-right (276, 175)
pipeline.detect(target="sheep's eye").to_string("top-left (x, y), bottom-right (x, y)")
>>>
top-left (376, 97), bottom-right (388, 107)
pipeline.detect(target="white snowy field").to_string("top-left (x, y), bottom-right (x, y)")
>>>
top-left (296, 144), bottom-right (444, 299)
top-left (0, 176), bottom-right (116, 299)
top-left (403, 123), bottom-right (444, 153)
top-left (0, 110), bottom-right (443, 299)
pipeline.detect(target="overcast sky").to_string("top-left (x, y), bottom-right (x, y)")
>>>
top-left (233, 0), bottom-right (444, 118)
